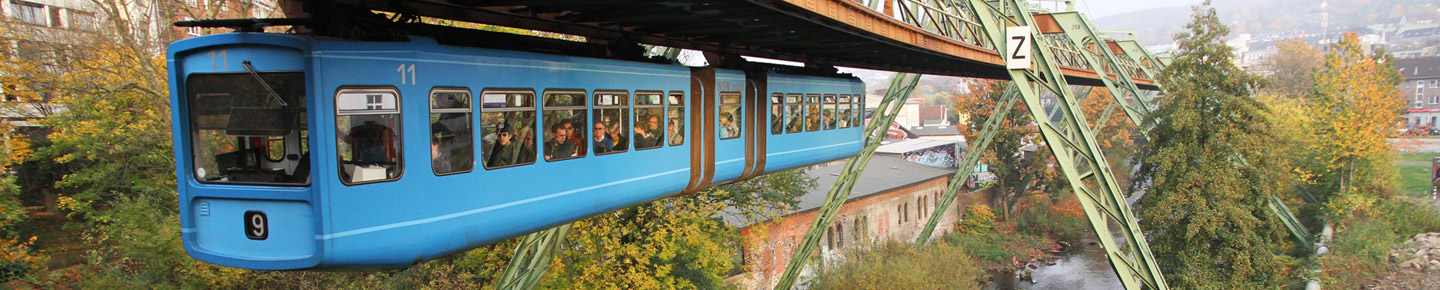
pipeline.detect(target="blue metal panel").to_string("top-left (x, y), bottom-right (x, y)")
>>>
top-left (309, 37), bottom-right (692, 267)
top-left (711, 69), bottom-right (747, 183)
top-left (168, 33), bottom-right (324, 270)
top-left (169, 33), bottom-right (864, 269)
top-left (763, 72), bottom-right (864, 172)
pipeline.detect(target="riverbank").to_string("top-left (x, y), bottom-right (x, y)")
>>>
top-left (1368, 233), bottom-right (1440, 289)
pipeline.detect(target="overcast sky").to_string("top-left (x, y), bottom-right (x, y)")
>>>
top-left (1073, 0), bottom-right (1204, 19)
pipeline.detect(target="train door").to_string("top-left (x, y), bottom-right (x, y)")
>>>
top-left (711, 69), bottom-right (747, 184)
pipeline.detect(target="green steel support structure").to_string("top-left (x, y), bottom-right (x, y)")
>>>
top-left (772, 73), bottom-right (922, 290)
top-left (971, 0), bottom-right (1169, 289)
top-left (496, 224), bottom-right (572, 290)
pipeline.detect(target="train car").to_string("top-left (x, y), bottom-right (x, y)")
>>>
top-left (168, 32), bottom-right (863, 270)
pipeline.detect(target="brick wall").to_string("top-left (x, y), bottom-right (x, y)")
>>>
top-left (727, 176), bottom-right (993, 290)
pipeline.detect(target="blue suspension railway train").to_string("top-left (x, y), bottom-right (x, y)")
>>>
top-left (169, 32), bottom-right (865, 270)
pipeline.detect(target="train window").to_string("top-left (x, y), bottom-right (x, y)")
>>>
top-left (335, 87), bottom-right (403, 185)
top-left (543, 90), bottom-right (587, 161)
top-left (185, 72), bottom-right (309, 185)
top-left (718, 92), bottom-right (742, 140)
top-left (838, 95), bottom-right (853, 128)
top-left (430, 88), bottom-right (474, 175)
top-left (480, 90), bottom-right (537, 169)
top-left (846, 95), bottom-right (858, 125)
top-left (770, 93), bottom-right (784, 135)
top-left (823, 94), bottom-right (837, 130)
top-left (634, 91), bottom-right (665, 150)
top-left (667, 91), bottom-right (685, 146)
top-left (805, 94), bottom-right (821, 132)
top-left (594, 91), bottom-right (630, 155)
top-left (785, 94), bottom-right (803, 133)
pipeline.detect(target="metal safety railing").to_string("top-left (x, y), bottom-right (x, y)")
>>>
top-left (894, 0), bottom-right (993, 49)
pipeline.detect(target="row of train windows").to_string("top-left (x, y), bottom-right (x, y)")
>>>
top-left (769, 93), bottom-right (862, 135)
top-left (334, 87), bottom-right (860, 185)
top-left (335, 87), bottom-right (688, 184)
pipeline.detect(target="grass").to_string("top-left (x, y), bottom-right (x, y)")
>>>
top-left (1393, 152), bottom-right (1440, 198)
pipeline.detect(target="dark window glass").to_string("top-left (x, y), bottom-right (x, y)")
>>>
top-left (718, 92), bottom-right (741, 140)
top-left (186, 72), bottom-right (309, 185)
top-left (336, 88), bottom-right (402, 184)
top-left (430, 88), bottom-right (473, 174)
top-left (770, 93), bottom-right (784, 135)
top-left (805, 94), bottom-right (821, 132)
top-left (480, 90), bottom-right (537, 169)
top-left (543, 91), bottom-right (586, 161)
top-left (823, 94), bottom-right (837, 130)
top-left (635, 93), bottom-right (665, 150)
top-left (594, 91), bottom-right (630, 155)
top-left (667, 91), bottom-right (686, 146)
top-left (785, 94), bottom-right (803, 133)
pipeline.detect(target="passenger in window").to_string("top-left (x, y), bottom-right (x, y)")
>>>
top-left (545, 122), bottom-right (577, 160)
top-left (486, 125), bottom-right (518, 167)
top-left (342, 120), bottom-right (397, 165)
top-left (720, 112), bottom-right (740, 138)
top-left (518, 129), bottom-right (536, 164)
top-left (431, 125), bottom-right (452, 173)
top-left (635, 115), bottom-right (662, 148)
top-left (606, 120), bottom-right (628, 150)
top-left (668, 118), bottom-right (684, 146)
top-left (565, 121), bottom-right (585, 156)
top-left (786, 110), bottom-right (803, 133)
top-left (594, 121), bottom-right (614, 154)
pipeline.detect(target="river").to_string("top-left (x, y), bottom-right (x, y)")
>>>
top-left (987, 239), bottom-right (1122, 290)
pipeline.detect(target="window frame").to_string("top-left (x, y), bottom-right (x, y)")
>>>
top-left (479, 88), bottom-right (539, 170)
top-left (541, 89), bottom-right (588, 162)
top-left (718, 91), bottom-right (743, 140)
top-left (429, 87), bottom-right (475, 176)
top-left (667, 91), bottom-right (686, 146)
top-left (822, 94), bottom-right (837, 130)
top-left (785, 93), bottom-right (803, 134)
top-left (770, 93), bottom-right (784, 135)
top-left (838, 95), bottom-right (853, 128)
top-left (593, 90), bottom-right (632, 155)
top-left (804, 94), bottom-right (822, 132)
top-left (334, 86), bottom-right (404, 186)
top-left (633, 90), bottom-right (666, 150)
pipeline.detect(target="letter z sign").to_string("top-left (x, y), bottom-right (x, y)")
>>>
top-left (1006, 26), bottom-right (1033, 70)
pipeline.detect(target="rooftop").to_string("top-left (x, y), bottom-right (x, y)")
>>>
top-left (722, 155), bottom-right (955, 228)
top-left (876, 138), bottom-right (962, 155)
top-left (1397, 56), bottom-right (1440, 79)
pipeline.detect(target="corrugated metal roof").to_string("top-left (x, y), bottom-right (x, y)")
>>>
top-left (875, 138), bottom-right (961, 154)
top-left (722, 155), bottom-right (955, 227)
top-left (907, 125), bottom-right (962, 136)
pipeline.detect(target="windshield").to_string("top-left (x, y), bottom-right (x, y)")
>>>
top-left (186, 72), bottom-right (309, 185)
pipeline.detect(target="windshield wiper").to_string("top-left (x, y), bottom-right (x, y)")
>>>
top-left (242, 60), bottom-right (289, 107)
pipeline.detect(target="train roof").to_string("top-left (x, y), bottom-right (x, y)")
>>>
top-left (721, 155), bottom-right (955, 228)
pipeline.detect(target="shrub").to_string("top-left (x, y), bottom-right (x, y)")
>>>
top-left (810, 241), bottom-right (985, 290)
top-left (1013, 196), bottom-right (1088, 243)
top-left (955, 205), bottom-right (995, 234)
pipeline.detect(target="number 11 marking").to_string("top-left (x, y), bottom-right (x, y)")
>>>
top-left (397, 64), bottom-right (416, 85)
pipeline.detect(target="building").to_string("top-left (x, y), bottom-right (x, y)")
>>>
top-left (1399, 57), bottom-right (1440, 127)
top-left (723, 156), bottom-right (990, 290)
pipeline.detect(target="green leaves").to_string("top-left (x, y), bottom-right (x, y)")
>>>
top-left (1135, 1), bottom-right (1297, 288)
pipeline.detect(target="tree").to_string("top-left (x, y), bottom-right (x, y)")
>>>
top-left (953, 80), bottom-right (1064, 220)
top-left (1309, 33), bottom-right (1406, 214)
top-left (1133, 2), bottom-right (1296, 288)
top-left (1263, 39), bottom-right (1324, 99)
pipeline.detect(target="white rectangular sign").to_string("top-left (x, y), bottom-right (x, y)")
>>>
top-left (1006, 26), bottom-right (1033, 70)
